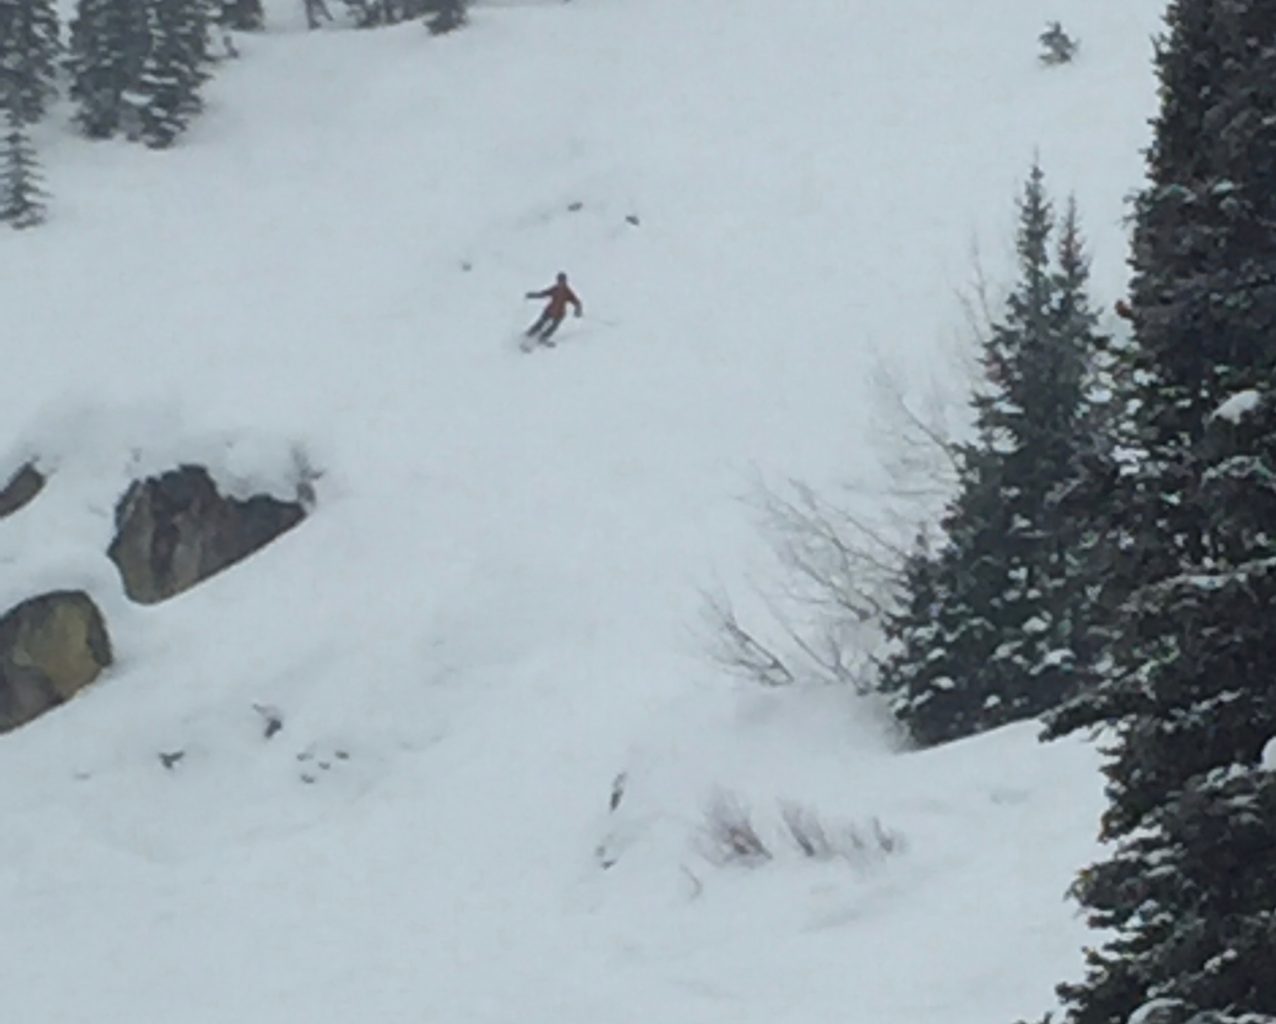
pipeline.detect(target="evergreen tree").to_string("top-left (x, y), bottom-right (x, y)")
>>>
top-left (133, 0), bottom-right (210, 148)
top-left (68, 0), bottom-right (149, 137)
top-left (879, 445), bottom-right (1011, 746)
top-left (0, 0), bottom-right (61, 123)
top-left (1040, 2), bottom-right (1276, 1022)
top-left (1045, 397), bottom-right (1276, 1024)
top-left (337, 0), bottom-right (379, 29)
top-left (302, 0), bottom-right (332, 30)
top-left (218, 0), bottom-right (261, 31)
top-left (1, 102), bottom-right (48, 228)
top-left (424, 0), bottom-right (466, 35)
top-left (877, 165), bottom-right (1107, 746)
top-left (1114, 0), bottom-right (1276, 586)
top-left (1038, 21), bottom-right (1079, 66)
top-left (69, 0), bottom-right (210, 144)
top-left (341, 0), bottom-right (452, 29)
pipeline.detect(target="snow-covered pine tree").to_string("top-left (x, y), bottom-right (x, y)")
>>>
top-left (878, 445), bottom-right (1009, 745)
top-left (133, 0), bottom-right (211, 148)
top-left (1042, 397), bottom-right (1276, 1024)
top-left (341, 0), bottom-right (438, 28)
top-left (302, 0), bottom-right (332, 29)
top-left (68, 0), bottom-right (150, 137)
top-left (876, 164), bottom-right (1107, 747)
top-left (336, 0), bottom-right (377, 28)
top-left (1, 102), bottom-right (48, 228)
top-left (0, 0), bottom-right (58, 225)
top-left (1116, 393), bottom-right (1276, 1020)
top-left (218, 0), bottom-right (261, 31)
top-left (878, 520), bottom-right (985, 744)
top-left (1038, 21), bottom-right (1078, 66)
top-left (425, 0), bottom-right (467, 35)
top-left (0, 0), bottom-right (61, 123)
top-left (1040, 2), bottom-right (1276, 1022)
top-left (1037, 196), bottom-right (1120, 658)
top-left (184, 0), bottom-right (214, 94)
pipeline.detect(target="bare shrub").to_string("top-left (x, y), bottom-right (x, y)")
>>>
top-left (778, 799), bottom-right (835, 858)
top-left (755, 481), bottom-right (915, 692)
top-left (702, 590), bottom-right (796, 689)
top-left (779, 800), bottom-right (905, 864)
top-left (698, 792), bottom-right (904, 870)
top-left (703, 446), bottom-right (949, 696)
top-left (702, 270), bottom-right (989, 697)
top-left (699, 487), bottom-right (905, 694)
top-left (698, 791), bottom-right (773, 866)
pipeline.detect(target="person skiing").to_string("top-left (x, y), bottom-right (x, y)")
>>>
top-left (524, 272), bottom-right (583, 344)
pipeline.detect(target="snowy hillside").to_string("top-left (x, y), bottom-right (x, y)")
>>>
top-left (2, 0), bottom-right (1164, 1020)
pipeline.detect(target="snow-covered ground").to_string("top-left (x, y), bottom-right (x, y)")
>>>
top-left (2, 0), bottom-right (1164, 1019)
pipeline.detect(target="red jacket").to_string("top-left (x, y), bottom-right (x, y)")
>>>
top-left (531, 282), bottom-right (582, 319)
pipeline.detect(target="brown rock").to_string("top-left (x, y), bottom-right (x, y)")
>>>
top-left (0, 591), bottom-right (112, 734)
top-left (0, 462), bottom-right (45, 519)
top-left (108, 465), bottom-right (306, 604)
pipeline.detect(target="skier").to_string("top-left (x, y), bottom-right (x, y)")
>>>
top-left (524, 272), bottom-right (583, 345)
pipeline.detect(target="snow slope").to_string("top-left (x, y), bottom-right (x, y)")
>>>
top-left (1, 0), bottom-right (1163, 1020)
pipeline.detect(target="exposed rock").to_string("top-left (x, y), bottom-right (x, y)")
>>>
top-left (253, 702), bottom-right (284, 739)
top-left (0, 591), bottom-right (113, 734)
top-left (609, 771), bottom-right (627, 812)
top-left (108, 465), bottom-right (305, 604)
top-left (0, 462), bottom-right (45, 519)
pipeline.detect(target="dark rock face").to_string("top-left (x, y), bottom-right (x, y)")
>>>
top-left (0, 462), bottom-right (45, 519)
top-left (108, 465), bottom-right (306, 604)
top-left (0, 591), bottom-right (113, 734)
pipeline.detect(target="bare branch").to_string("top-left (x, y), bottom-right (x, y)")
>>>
top-left (779, 800), bottom-right (833, 858)
top-left (705, 301), bottom-right (977, 700)
top-left (698, 791), bottom-right (773, 867)
top-left (776, 800), bottom-right (906, 865)
top-left (958, 238), bottom-right (997, 345)
top-left (701, 590), bottom-right (796, 688)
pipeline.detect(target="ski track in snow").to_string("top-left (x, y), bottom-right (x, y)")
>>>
top-left (2, 0), bottom-right (1161, 1020)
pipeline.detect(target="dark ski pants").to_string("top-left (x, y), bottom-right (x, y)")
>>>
top-left (525, 311), bottom-right (565, 342)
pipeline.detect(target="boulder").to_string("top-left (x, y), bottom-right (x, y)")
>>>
top-left (0, 591), bottom-right (112, 733)
top-left (108, 465), bottom-right (305, 604)
top-left (0, 462), bottom-right (45, 519)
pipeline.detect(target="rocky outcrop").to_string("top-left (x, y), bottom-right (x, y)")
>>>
top-left (0, 591), bottom-right (113, 733)
top-left (0, 462), bottom-right (45, 519)
top-left (108, 465), bottom-right (306, 604)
